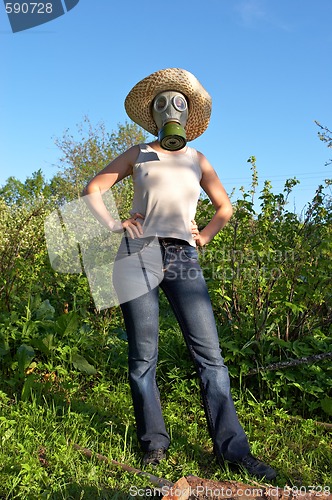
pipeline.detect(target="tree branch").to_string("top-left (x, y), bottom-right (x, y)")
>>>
top-left (247, 352), bottom-right (332, 375)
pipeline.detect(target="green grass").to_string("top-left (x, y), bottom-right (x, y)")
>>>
top-left (0, 363), bottom-right (331, 499)
top-left (1, 314), bottom-right (331, 499)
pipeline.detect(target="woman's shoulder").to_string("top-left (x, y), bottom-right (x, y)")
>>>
top-left (120, 144), bottom-right (142, 165)
top-left (192, 148), bottom-right (205, 160)
top-left (193, 149), bottom-right (211, 169)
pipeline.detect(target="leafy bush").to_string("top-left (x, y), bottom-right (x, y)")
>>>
top-left (196, 157), bottom-right (332, 419)
top-left (0, 294), bottom-right (126, 403)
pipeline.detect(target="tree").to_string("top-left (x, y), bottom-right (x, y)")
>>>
top-left (52, 117), bottom-right (148, 218)
top-left (315, 121), bottom-right (332, 166)
top-left (0, 170), bottom-right (57, 310)
top-left (0, 169), bottom-right (52, 207)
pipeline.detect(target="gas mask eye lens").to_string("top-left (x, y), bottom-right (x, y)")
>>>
top-left (172, 95), bottom-right (187, 112)
top-left (154, 95), bottom-right (168, 112)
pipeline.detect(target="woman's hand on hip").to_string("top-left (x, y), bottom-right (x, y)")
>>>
top-left (191, 219), bottom-right (209, 247)
top-left (121, 213), bottom-right (145, 239)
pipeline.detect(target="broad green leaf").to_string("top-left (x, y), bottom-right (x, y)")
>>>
top-left (72, 353), bottom-right (97, 375)
top-left (33, 333), bottom-right (55, 356)
top-left (35, 299), bottom-right (55, 320)
top-left (112, 327), bottom-right (127, 341)
top-left (21, 374), bottom-right (36, 401)
top-left (320, 398), bottom-right (332, 416)
top-left (55, 312), bottom-right (80, 337)
top-left (16, 344), bottom-right (35, 375)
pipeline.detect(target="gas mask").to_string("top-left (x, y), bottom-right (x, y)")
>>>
top-left (152, 91), bottom-right (188, 151)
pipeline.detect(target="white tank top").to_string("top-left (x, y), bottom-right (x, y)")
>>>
top-left (130, 144), bottom-right (202, 246)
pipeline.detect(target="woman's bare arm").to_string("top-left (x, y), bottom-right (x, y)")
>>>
top-left (194, 151), bottom-right (233, 246)
top-left (82, 145), bottom-right (144, 238)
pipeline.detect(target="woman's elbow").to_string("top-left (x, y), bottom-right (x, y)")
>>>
top-left (82, 180), bottom-right (97, 197)
top-left (222, 202), bottom-right (233, 222)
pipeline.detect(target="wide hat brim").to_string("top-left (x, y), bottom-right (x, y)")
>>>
top-left (124, 68), bottom-right (212, 142)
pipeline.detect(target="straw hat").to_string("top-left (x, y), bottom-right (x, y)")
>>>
top-left (124, 68), bottom-right (212, 141)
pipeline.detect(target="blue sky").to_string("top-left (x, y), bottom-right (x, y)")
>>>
top-left (1, 0), bottom-right (331, 213)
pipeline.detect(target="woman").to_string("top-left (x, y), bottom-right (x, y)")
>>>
top-left (83, 68), bottom-right (276, 481)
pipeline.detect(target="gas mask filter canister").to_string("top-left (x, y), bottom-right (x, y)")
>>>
top-left (152, 91), bottom-right (188, 151)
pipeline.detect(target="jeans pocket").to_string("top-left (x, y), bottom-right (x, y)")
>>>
top-left (117, 236), bottom-right (154, 258)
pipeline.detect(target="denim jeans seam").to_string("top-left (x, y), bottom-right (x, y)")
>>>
top-left (152, 343), bottom-right (161, 404)
top-left (188, 344), bottom-right (217, 443)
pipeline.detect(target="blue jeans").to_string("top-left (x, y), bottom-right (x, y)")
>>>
top-left (113, 237), bottom-right (250, 462)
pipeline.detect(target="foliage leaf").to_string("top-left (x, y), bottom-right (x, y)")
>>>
top-left (35, 300), bottom-right (55, 320)
top-left (71, 353), bottom-right (97, 375)
top-left (54, 312), bottom-right (80, 337)
top-left (32, 334), bottom-right (55, 356)
top-left (16, 344), bottom-right (35, 376)
top-left (320, 397), bottom-right (332, 416)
